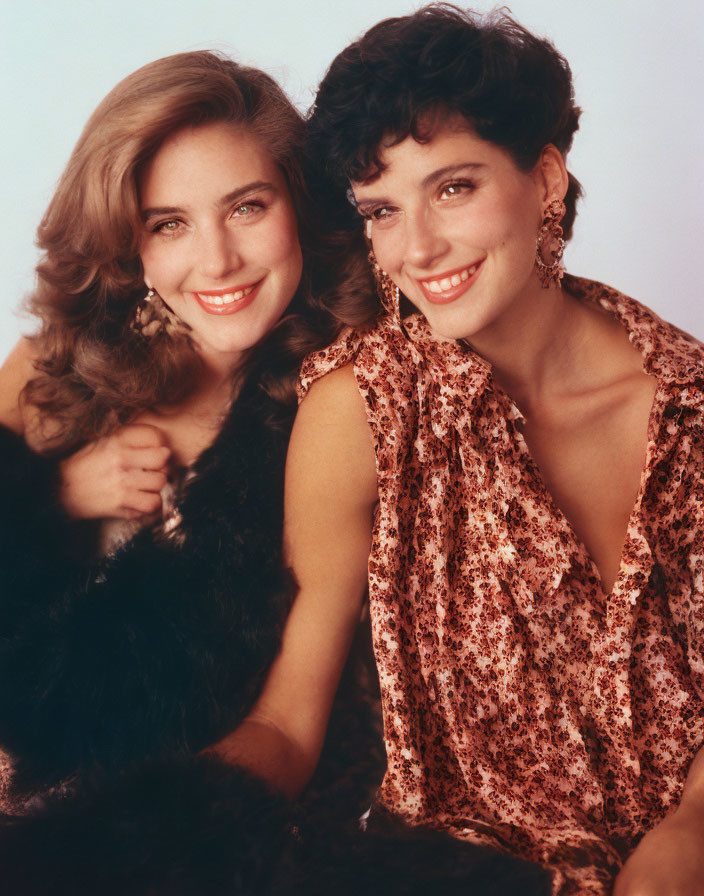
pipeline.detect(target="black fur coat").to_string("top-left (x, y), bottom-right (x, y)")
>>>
top-left (0, 371), bottom-right (550, 896)
top-left (0, 374), bottom-right (295, 789)
top-left (0, 373), bottom-right (303, 893)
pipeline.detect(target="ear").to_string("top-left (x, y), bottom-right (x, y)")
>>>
top-left (533, 144), bottom-right (569, 205)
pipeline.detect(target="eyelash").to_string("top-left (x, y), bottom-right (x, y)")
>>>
top-left (438, 179), bottom-right (476, 200)
top-left (151, 219), bottom-right (182, 235)
top-left (365, 206), bottom-right (397, 223)
top-left (360, 180), bottom-right (477, 227)
top-left (149, 199), bottom-right (267, 236)
top-left (232, 200), bottom-right (266, 218)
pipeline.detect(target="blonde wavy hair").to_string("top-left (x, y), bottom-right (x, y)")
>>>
top-left (24, 51), bottom-right (337, 455)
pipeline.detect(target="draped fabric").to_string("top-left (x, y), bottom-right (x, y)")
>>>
top-left (299, 276), bottom-right (704, 894)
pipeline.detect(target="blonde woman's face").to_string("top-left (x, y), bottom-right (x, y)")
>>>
top-left (139, 121), bottom-right (302, 372)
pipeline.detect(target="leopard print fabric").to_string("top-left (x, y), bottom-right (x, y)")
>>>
top-left (298, 276), bottom-right (704, 894)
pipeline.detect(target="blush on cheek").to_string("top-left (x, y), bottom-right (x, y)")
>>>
top-left (269, 210), bottom-right (302, 262)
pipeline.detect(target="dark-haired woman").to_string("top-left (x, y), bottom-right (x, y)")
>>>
top-left (0, 50), bottom-right (381, 894)
top-left (212, 7), bottom-right (704, 895)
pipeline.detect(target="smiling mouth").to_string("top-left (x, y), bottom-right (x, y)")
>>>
top-left (418, 261), bottom-right (483, 305)
top-left (196, 284), bottom-right (258, 306)
top-left (192, 279), bottom-right (263, 314)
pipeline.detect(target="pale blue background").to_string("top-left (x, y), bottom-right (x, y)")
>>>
top-left (1, 0), bottom-right (702, 360)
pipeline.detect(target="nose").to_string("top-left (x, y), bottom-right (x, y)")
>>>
top-left (402, 208), bottom-right (449, 270)
top-left (195, 225), bottom-right (243, 281)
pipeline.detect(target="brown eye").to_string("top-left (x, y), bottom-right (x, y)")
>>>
top-left (154, 220), bottom-right (181, 234)
top-left (439, 181), bottom-right (474, 200)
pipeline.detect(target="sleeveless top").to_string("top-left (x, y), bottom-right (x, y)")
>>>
top-left (298, 275), bottom-right (704, 895)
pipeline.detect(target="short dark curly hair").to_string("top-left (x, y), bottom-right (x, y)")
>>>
top-left (307, 5), bottom-right (583, 325)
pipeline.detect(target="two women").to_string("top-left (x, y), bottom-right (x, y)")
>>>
top-left (0, 50), bottom-right (379, 894)
top-left (212, 7), bottom-right (704, 896)
top-left (2, 7), bottom-right (701, 895)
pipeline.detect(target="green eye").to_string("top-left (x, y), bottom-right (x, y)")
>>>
top-left (154, 220), bottom-right (180, 234)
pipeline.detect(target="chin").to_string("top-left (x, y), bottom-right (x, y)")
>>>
top-left (418, 306), bottom-right (485, 342)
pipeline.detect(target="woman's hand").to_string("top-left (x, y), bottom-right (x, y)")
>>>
top-left (613, 803), bottom-right (704, 896)
top-left (59, 423), bottom-right (171, 520)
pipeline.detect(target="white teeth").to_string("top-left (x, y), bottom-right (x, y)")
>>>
top-left (196, 285), bottom-right (255, 306)
top-left (422, 263), bottom-right (479, 294)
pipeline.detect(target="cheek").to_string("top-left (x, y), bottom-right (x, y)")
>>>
top-left (268, 209), bottom-right (302, 271)
top-left (370, 229), bottom-right (402, 274)
top-left (139, 240), bottom-right (173, 288)
top-left (139, 239), bottom-right (196, 297)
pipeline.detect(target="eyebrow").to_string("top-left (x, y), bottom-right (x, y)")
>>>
top-left (421, 162), bottom-right (485, 188)
top-left (353, 163), bottom-right (486, 209)
top-left (141, 180), bottom-right (276, 221)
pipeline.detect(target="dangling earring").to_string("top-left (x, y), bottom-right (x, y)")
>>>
top-left (535, 198), bottom-right (566, 289)
top-left (364, 220), bottom-right (400, 317)
top-left (367, 248), bottom-right (400, 317)
top-left (131, 286), bottom-right (185, 339)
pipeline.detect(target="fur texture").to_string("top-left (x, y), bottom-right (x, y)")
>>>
top-left (277, 813), bottom-right (552, 895)
top-left (0, 374), bottom-right (550, 894)
top-left (0, 375), bottom-right (294, 793)
top-left (0, 425), bottom-right (76, 634)
top-left (0, 756), bottom-right (290, 895)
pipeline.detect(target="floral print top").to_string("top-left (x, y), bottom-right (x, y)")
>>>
top-left (298, 276), bottom-right (704, 894)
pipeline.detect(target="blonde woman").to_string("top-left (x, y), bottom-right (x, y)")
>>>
top-left (0, 50), bottom-right (376, 894)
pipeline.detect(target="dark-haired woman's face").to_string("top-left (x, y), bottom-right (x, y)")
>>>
top-left (139, 121), bottom-right (302, 372)
top-left (351, 120), bottom-right (550, 343)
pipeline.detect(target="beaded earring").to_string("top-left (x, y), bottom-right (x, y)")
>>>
top-left (535, 198), bottom-right (566, 288)
top-left (364, 219), bottom-right (400, 317)
top-left (130, 287), bottom-right (185, 339)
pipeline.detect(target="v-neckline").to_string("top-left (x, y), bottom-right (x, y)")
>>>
top-left (506, 376), bottom-right (664, 601)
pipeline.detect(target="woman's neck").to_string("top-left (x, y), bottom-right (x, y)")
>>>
top-left (465, 284), bottom-right (634, 417)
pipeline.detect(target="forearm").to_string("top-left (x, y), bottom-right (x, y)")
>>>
top-left (207, 715), bottom-right (315, 801)
top-left (680, 745), bottom-right (704, 810)
top-left (613, 744), bottom-right (704, 895)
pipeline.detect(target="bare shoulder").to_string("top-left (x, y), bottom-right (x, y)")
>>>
top-left (0, 338), bottom-right (40, 434)
top-left (289, 362), bottom-right (377, 506)
top-left (298, 361), bottom-right (367, 420)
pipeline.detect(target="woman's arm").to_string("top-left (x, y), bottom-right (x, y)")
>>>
top-left (208, 362), bottom-right (379, 798)
top-left (613, 746), bottom-right (704, 896)
top-left (0, 338), bottom-right (170, 519)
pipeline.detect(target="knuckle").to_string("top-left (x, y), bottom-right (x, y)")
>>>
top-left (145, 492), bottom-right (162, 513)
top-left (141, 424), bottom-right (165, 447)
